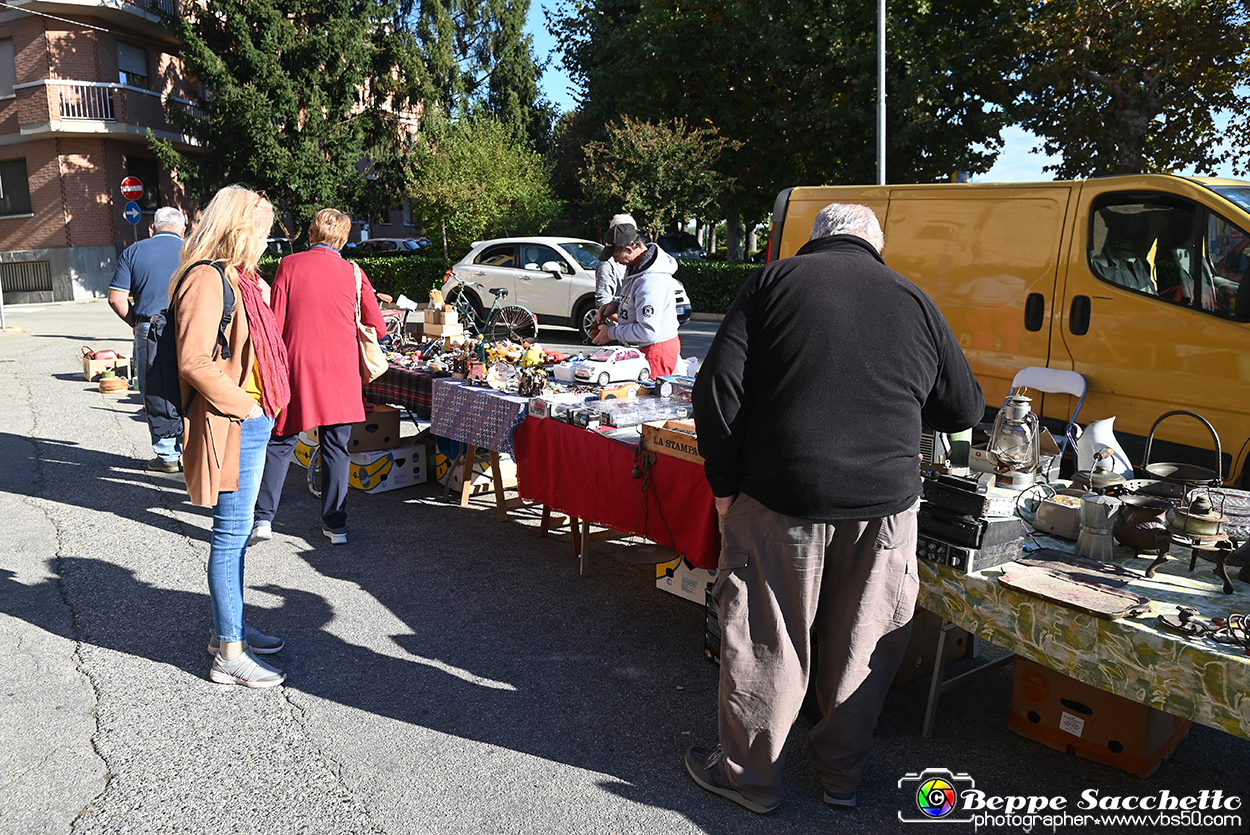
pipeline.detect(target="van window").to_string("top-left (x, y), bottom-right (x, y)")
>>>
top-left (1209, 214), bottom-right (1250, 318)
top-left (1088, 193), bottom-right (1246, 319)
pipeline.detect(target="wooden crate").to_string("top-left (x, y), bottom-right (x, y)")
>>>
top-left (640, 420), bottom-right (702, 465)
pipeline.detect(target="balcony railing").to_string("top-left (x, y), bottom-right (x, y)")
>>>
top-left (57, 83), bottom-right (115, 121)
top-left (13, 80), bottom-right (204, 128)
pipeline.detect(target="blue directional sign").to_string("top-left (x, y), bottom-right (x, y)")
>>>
top-left (123, 201), bottom-right (141, 225)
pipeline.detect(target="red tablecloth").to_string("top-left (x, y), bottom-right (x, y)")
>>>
top-left (513, 417), bottom-right (720, 569)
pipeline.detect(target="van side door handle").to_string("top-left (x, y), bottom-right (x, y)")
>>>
top-left (1024, 293), bottom-right (1045, 332)
top-left (1070, 295), bottom-right (1091, 335)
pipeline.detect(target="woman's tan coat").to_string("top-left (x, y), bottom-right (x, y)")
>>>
top-left (173, 263), bottom-right (257, 506)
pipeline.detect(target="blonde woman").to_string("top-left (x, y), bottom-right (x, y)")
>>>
top-left (171, 185), bottom-right (291, 688)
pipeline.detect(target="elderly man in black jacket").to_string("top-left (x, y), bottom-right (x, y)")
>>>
top-left (687, 203), bottom-right (984, 814)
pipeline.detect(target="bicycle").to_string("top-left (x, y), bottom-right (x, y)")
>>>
top-left (377, 292), bottom-right (421, 350)
top-left (443, 278), bottom-right (539, 343)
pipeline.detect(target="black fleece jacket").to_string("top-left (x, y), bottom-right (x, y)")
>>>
top-left (692, 234), bottom-right (985, 521)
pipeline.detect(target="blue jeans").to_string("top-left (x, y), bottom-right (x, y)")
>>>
top-left (134, 320), bottom-right (181, 462)
top-left (208, 412), bottom-right (273, 643)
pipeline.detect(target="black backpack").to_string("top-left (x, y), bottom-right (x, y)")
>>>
top-left (143, 261), bottom-right (235, 439)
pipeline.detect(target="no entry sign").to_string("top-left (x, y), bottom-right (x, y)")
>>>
top-left (120, 177), bottom-right (144, 200)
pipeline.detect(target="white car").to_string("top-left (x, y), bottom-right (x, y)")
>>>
top-left (442, 236), bottom-right (692, 341)
top-left (573, 347), bottom-right (652, 386)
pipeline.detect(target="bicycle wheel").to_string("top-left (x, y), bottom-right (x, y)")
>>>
top-left (487, 305), bottom-right (538, 342)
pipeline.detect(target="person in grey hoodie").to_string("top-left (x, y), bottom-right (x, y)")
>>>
top-left (593, 222), bottom-right (682, 376)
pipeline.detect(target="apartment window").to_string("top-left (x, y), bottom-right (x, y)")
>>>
top-left (402, 201), bottom-right (413, 227)
top-left (0, 39), bottom-right (15, 98)
top-left (0, 159), bottom-right (32, 216)
top-left (125, 157), bottom-right (159, 211)
top-left (117, 42), bottom-right (148, 88)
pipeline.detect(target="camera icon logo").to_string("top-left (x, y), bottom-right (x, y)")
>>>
top-left (898, 768), bottom-right (975, 823)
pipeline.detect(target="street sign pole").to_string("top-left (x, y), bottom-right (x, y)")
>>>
top-left (119, 177), bottom-right (144, 243)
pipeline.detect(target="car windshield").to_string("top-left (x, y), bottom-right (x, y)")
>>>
top-left (1212, 187), bottom-right (1250, 214)
top-left (561, 242), bottom-right (603, 269)
top-left (589, 349), bottom-right (613, 361)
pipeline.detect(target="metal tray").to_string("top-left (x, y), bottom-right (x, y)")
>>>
top-left (998, 566), bottom-right (1151, 618)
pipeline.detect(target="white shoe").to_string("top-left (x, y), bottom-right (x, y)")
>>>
top-left (322, 526), bottom-right (347, 545)
top-left (249, 521), bottom-right (272, 545)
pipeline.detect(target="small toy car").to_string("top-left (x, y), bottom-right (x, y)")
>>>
top-left (573, 347), bottom-right (651, 386)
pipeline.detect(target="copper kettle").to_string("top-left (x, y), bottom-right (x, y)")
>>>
top-left (1112, 495), bottom-right (1172, 552)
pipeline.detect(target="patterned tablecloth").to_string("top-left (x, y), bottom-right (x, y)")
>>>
top-left (363, 365), bottom-right (439, 422)
top-left (431, 378), bottom-right (531, 456)
top-left (919, 545), bottom-right (1250, 740)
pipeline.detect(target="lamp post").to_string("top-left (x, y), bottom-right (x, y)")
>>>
top-left (877, 0), bottom-right (886, 185)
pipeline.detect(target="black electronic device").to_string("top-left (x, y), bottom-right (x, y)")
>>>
top-left (917, 532), bottom-right (1023, 574)
top-left (922, 474), bottom-right (1016, 518)
top-left (918, 503), bottom-right (1023, 550)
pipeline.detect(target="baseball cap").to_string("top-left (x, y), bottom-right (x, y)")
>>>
top-left (599, 222), bottom-right (639, 261)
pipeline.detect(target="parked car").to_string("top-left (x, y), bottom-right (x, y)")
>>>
top-left (353, 237), bottom-right (430, 255)
top-left (265, 237), bottom-right (295, 256)
top-left (442, 236), bottom-right (693, 341)
top-left (657, 232), bottom-right (706, 260)
top-left (573, 347), bottom-right (652, 386)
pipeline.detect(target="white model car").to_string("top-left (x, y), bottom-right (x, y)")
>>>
top-left (573, 347), bottom-right (652, 386)
top-left (442, 237), bottom-right (692, 341)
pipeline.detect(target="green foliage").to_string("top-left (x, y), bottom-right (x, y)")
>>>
top-left (580, 116), bottom-right (738, 240)
top-left (673, 260), bottom-right (759, 314)
top-left (1017, 0), bottom-right (1250, 178)
top-left (151, 0), bottom-right (428, 235)
top-left (256, 253), bottom-right (453, 301)
top-left (405, 113), bottom-right (563, 258)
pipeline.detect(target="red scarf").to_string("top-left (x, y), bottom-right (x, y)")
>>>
top-left (235, 269), bottom-right (290, 418)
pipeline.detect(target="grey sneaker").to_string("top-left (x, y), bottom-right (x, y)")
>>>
top-left (684, 745), bottom-right (779, 814)
top-left (249, 521), bottom-right (272, 545)
top-left (209, 648), bottom-right (285, 688)
top-left (322, 526), bottom-right (347, 545)
top-left (207, 625), bottom-right (284, 656)
top-left (823, 791), bottom-right (857, 809)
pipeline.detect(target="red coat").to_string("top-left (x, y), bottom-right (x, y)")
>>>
top-left (270, 247), bottom-right (386, 436)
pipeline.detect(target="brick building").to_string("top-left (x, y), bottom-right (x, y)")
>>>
top-left (0, 0), bottom-right (196, 304)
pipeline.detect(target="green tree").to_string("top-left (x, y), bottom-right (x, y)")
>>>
top-left (579, 116), bottom-right (736, 239)
top-left (1017, 0), bottom-right (1250, 178)
top-left (151, 0), bottom-right (428, 236)
top-left (406, 113), bottom-right (563, 257)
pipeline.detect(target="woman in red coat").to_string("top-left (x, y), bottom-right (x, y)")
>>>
top-left (251, 208), bottom-right (386, 545)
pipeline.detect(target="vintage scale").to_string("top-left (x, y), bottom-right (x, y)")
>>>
top-left (1146, 494), bottom-right (1236, 594)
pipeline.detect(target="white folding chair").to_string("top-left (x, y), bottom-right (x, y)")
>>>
top-left (1008, 366), bottom-right (1087, 459)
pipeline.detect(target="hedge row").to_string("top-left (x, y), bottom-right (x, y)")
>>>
top-left (673, 260), bottom-right (760, 315)
top-left (257, 252), bottom-right (762, 315)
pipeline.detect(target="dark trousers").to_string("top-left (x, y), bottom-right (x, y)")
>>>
top-left (715, 493), bottom-right (919, 807)
top-left (254, 423), bottom-right (352, 531)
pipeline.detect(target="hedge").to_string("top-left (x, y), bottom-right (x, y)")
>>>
top-left (257, 252), bottom-right (760, 315)
top-left (257, 253), bottom-right (454, 304)
top-left (673, 260), bottom-right (760, 315)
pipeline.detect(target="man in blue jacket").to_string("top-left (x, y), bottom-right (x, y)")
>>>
top-left (687, 203), bottom-right (984, 814)
top-left (593, 221), bottom-right (682, 376)
top-left (108, 206), bottom-right (186, 472)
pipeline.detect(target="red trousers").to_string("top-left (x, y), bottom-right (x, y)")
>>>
top-left (639, 336), bottom-right (681, 377)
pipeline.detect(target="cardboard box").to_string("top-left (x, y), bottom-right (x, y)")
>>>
top-left (424, 309), bottom-right (459, 326)
top-left (891, 606), bottom-right (973, 688)
top-left (292, 431), bottom-right (318, 469)
top-left (424, 322), bottom-right (464, 338)
top-left (1007, 656), bottom-right (1192, 777)
top-left (437, 449), bottom-right (515, 491)
top-left (656, 554), bottom-right (717, 605)
top-left (83, 354), bottom-right (130, 382)
top-left (348, 443), bottom-right (427, 493)
top-left (309, 405), bottom-right (401, 452)
top-left (641, 420), bottom-right (703, 465)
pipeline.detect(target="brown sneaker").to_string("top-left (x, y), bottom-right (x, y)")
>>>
top-left (146, 457), bottom-right (181, 473)
top-left (684, 745), bottom-right (779, 814)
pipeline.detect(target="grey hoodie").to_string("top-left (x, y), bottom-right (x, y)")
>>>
top-left (608, 244), bottom-right (680, 346)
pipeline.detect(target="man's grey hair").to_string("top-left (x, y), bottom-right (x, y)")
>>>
top-left (153, 206), bottom-right (186, 231)
top-left (810, 203), bottom-right (884, 252)
top-left (609, 212), bottom-right (636, 228)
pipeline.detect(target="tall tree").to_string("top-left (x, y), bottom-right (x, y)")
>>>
top-left (580, 116), bottom-right (736, 238)
top-left (405, 113), bottom-right (563, 257)
top-left (1017, 0), bottom-right (1250, 178)
top-left (152, 0), bottom-right (428, 236)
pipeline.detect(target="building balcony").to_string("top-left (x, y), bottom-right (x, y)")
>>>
top-left (5, 1), bottom-right (179, 45)
top-left (1, 79), bottom-right (201, 149)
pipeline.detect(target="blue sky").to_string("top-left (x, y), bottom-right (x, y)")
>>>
top-left (525, 4), bottom-right (1235, 184)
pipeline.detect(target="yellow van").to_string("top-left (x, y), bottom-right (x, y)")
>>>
top-left (768, 175), bottom-right (1250, 486)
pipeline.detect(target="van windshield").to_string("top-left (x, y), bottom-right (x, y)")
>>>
top-left (1211, 186), bottom-right (1250, 214)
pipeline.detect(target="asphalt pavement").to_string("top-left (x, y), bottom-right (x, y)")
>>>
top-left (1, 301), bottom-right (1247, 835)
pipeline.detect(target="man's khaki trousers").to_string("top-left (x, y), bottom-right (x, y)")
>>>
top-left (715, 493), bottom-right (919, 807)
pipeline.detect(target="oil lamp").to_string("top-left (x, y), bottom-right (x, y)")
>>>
top-left (987, 391), bottom-right (1041, 489)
